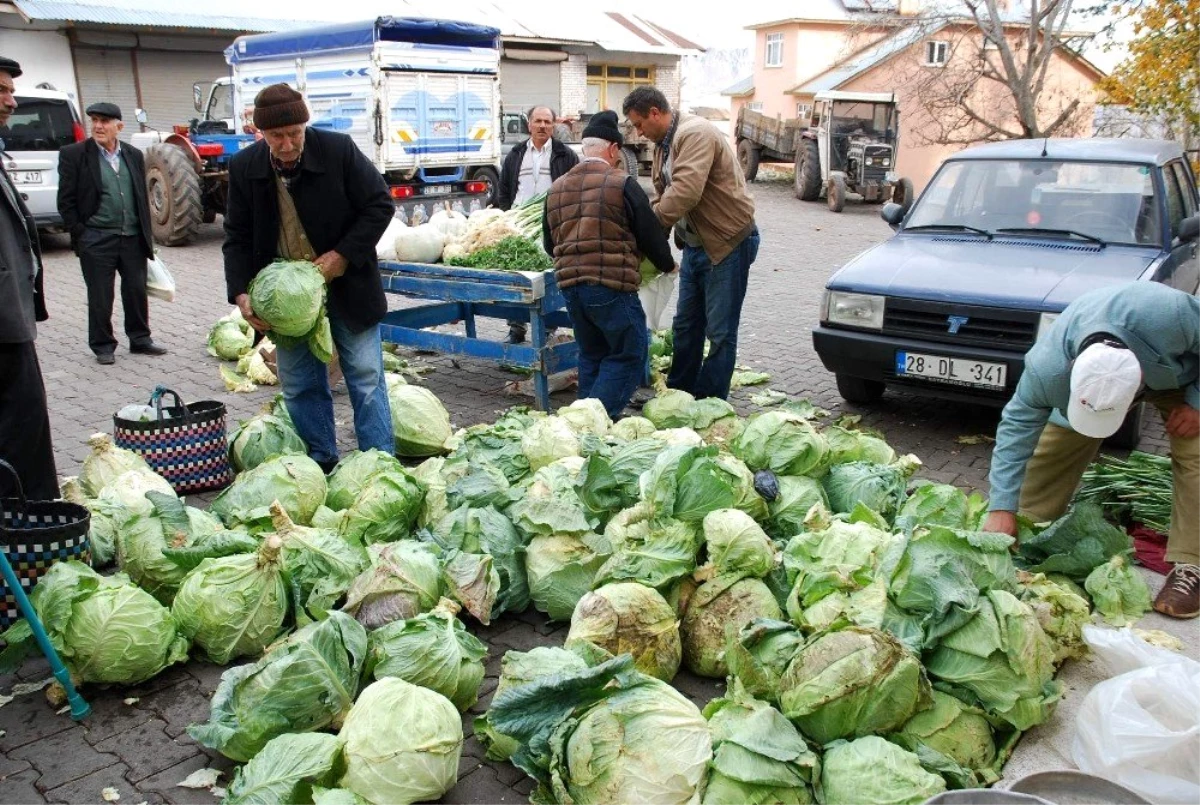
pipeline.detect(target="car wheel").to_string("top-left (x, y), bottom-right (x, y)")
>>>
top-left (827, 175), bottom-right (847, 213)
top-left (836, 374), bottom-right (885, 404)
top-left (1104, 402), bottom-right (1144, 450)
top-left (617, 146), bottom-right (640, 178)
top-left (737, 139), bottom-right (761, 182)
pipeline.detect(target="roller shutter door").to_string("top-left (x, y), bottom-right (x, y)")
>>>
top-left (499, 60), bottom-right (560, 115)
top-left (73, 47), bottom-right (138, 141)
top-left (135, 50), bottom-right (229, 132)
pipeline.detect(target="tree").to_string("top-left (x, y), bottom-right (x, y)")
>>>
top-left (1096, 0), bottom-right (1199, 150)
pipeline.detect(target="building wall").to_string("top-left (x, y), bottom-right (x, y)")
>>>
top-left (0, 28), bottom-right (78, 100)
top-left (560, 54), bottom-right (588, 119)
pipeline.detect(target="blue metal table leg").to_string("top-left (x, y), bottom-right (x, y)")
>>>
top-left (530, 305), bottom-right (550, 411)
top-left (463, 302), bottom-right (477, 339)
top-left (0, 553), bottom-right (89, 720)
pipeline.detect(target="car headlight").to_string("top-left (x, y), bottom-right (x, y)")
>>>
top-left (866, 157), bottom-right (874, 166)
top-left (882, 158), bottom-right (891, 167)
top-left (1036, 312), bottom-right (1060, 341)
top-left (823, 291), bottom-right (886, 330)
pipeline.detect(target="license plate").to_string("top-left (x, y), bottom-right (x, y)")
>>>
top-left (12, 171), bottom-right (41, 185)
top-left (895, 351), bottom-right (1007, 389)
top-left (423, 185), bottom-right (452, 196)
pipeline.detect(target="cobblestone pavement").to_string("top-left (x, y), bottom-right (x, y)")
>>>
top-left (0, 179), bottom-right (1177, 804)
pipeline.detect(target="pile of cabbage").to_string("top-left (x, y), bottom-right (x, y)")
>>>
top-left (206, 307), bottom-right (278, 392)
top-left (22, 389), bottom-right (1156, 805)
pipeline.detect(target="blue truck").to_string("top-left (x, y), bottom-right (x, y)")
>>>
top-left (812, 138), bottom-right (1200, 448)
top-left (130, 17), bottom-right (503, 245)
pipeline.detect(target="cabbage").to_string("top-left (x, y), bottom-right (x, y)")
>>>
top-left (326, 450), bottom-right (407, 511)
top-left (93, 468), bottom-right (176, 521)
top-left (429, 505), bottom-right (528, 618)
top-left (453, 407), bottom-right (539, 482)
top-left (248, 259), bottom-right (326, 338)
top-left (388, 384), bottom-right (452, 457)
top-left (682, 576), bottom-right (782, 677)
top-left (189, 611), bottom-right (368, 761)
top-left (893, 482), bottom-right (985, 533)
top-left (643, 389), bottom-right (697, 428)
top-left (229, 413), bottom-right (306, 473)
top-left (0, 561), bottom-right (188, 686)
top-left (210, 454), bottom-right (328, 531)
top-left (714, 454), bottom-right (771, 523)
top-left (342, 541), bottom-right (442, 630)
top-left (820, 737), bottom-right (946, 805)
top-left (595, 502), bottom-right (698, 591)
top-left (703, 509), bottom-right (777, 578)
top-left (767, 475), bottom-right (829, 539)
top-left (690, 398), bottom-right (741, 445)
top-left (566, 582), bottom-right (681, 681)
top-left (823, 461), bottom-right (908, 521)
top-left (557, 398), bottom-right (611, 435)
top-left (223, 732), bottom-right (343, 805)
top-left (521, 415), bottom-right (580, 472)
top-left (411, 456), bottom-right (451, 528)
top-left (312, 788), bottom-right (369, 805)
top-left (654, 427), bottom-right (705, 447)
top-left (611, 416), bottom-right (656, 441)
top-left (923, 589), bottom-right (1062, 730)
top-left (576, 439), bottom-right (666, 525)
top-left (778, 626), bottom-right (932, 745)
top-left (526, 533), bottom-right (607, 621)
top-left (208, 317), bottom-right (254, 361)
top-left (338, 677), bottom-right (463, 805)
top-left (86, 505), bottom-right (118, 568)
top-left (473, 646), bottom-right (589, 761)
top-left (1017, 501), bottom-right (1133, 582)
top-left (895, 689), bottom-right (1002, 786)
top-left (368, 598), bottom-right (486, 711)
top-left (271, 505), bottom-right (368, 621)
top-left (80, 433), bottom-right (151, 497)
top-left (702, 685), bottom-right (819, 805)
top-left (822, 425), bottom-right (896, 467)
top-left (725, 618), bottom-right (806, 706)
top-left (1085, 555), bottom-right (1152, 627)
top-left (508, 460), bottom-right (595, 539)
top-left (732, 411), bottom-right (829, 476)
top-left (172, 535), bottom-right (290, 664)
top-left (1016, 571), bottom-right (1091, 663)
top-left (642, 445), bottom-right (745, 523)
top-left (336, 469), bottom-right (425, 545)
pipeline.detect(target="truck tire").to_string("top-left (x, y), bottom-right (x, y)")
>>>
top-left (1104, 402), bottom-right (1144, 450)
top-left (617, 146), bottom-right (639, 178)
top-left (145, 144), bottom-right (202, 246)
top-left (893, 177), bottom-right (915, 210)
top-left (827, 175), bottom-right (847, 213)
top-left (471, 166), bottom-right (500, 208)
top-left (737, 139), bottom-right (760, 182)
top-left (794, 138), bottom-right (821, 201)
top-left (837, 375), bottom-right (885, 404)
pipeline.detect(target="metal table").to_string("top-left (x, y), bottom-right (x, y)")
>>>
top-left (377, 261), bottom-right (577, 411)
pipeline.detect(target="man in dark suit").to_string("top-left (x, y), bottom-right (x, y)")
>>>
top-left (223, 83), bottom-right (395, 472)
top-left (0, 57), bottom-right (58, 498)
top-left (57, 101), bottom-right (165, 364)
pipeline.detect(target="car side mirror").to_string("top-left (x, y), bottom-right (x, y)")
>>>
top-left (134, 108), bottom-right (148, 125)
top-left (1179, 214), bottom-right (1199, 244)
top-left (881, 202), bottom-right (906, 229)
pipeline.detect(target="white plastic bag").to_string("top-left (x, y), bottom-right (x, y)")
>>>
top-left (638, 271), bottom-right (676, 331)
top-left (375, 216), bottom-right (408, 260)
top-left (146, 253), bottom-right (176, 302)
top-left (1071, 625), bottom-right (1200, 804)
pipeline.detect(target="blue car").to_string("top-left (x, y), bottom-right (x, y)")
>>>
top-left (813, 138), bottom-right (1199, 445)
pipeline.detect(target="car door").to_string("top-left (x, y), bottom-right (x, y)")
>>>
top-left (1159, 160), bottom-right (1200, 292)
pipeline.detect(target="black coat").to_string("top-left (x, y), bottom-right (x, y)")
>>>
top-left (56, 139), bottom-right (154, 259)
top-left (223, 128), bottom-right (395, 333)
top-left (496, 138), bottom-right (578, 211)
top-left (0, 165), bottom-right (47, 344)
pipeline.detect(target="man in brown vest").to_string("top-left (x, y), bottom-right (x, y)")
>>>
top-left (543, 110), bottom-right (675, 418)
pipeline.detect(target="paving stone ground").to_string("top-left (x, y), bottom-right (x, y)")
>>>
top-left (1, 178), bottom-right (1186, 804)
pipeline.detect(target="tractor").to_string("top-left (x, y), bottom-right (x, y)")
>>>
top-left (792, 91), bottom-right (913, 213)
top-left (130, 79), bottom-right (254, 246)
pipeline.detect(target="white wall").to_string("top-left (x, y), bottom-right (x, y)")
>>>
top-left (0, 29), bottom-right (79, 101)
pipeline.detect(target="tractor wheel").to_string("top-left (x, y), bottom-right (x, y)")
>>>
top-left (617, 146), bottom-right (640, 178)
top-left (737, 139), bottom-right (761, 182)
top-left (827, 175), bottom-right (847, 213)
top-left (145, 144), bottom-right (202, 246)
top-left (793, 138), bottom-right (821, 201)
top-left (471, 166), bottom-right (500, 207)
top-left (893, 177), bottom-right (915, 210)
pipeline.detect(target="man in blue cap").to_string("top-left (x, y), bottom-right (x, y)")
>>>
top-left (57, 100), bottom-right (164, 364)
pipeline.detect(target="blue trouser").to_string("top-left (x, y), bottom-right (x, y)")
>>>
top-left (562, 284), bottom-right (648, 419)
top-left (667, 228), bottom-right (760, 400)
top-left (274, 311), bottom-right (393, 466)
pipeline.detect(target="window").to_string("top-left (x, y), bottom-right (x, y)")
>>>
top-left (747, 101), bottom-right (764, 112)
top-left (1, 98), bottom-right (76, 151)
top-left (1164, 163), bottom-right (1187, 239)
top-left (765, 33), bottom-right (784, 67)
top-left (925, 40), bottom-right (949, 66)
top-left (1170, 161), bottom-right (1198, 217)
top-left (796, 102), bottom-right (812, 120)
top-left (585, 64), bottom-right (655, 113)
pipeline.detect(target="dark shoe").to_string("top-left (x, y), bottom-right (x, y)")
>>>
top-left (504, 331), bottom-right (527, 345)
top-left (130, 341), bottom-right (168, 356)
top-left (628, 388), bottom-right (654, 410)
top-left (1154, 563), bottom-right (1199, 619)
top-left (96, 353), bottom-right (115, 365)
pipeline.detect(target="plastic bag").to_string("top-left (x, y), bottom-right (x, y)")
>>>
top-left (375, 216), bottom-right (408, 260)
top-left (1071, 626), bottom-right (1200, 804)
top-left (146, 253), bottom-right (176, 302)
top-left (638, 271), bottom-right (676, 331)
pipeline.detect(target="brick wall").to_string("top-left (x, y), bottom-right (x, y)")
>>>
top-left (656, 62), bottom-right (680, 110)
top-left (560, 54), bottom-right (588, 119)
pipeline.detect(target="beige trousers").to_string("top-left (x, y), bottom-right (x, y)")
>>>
top-left (1019, 390), bottom-right (1199, 565)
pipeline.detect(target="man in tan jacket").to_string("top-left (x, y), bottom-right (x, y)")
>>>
top-left (624, 86), bottom-right (759, 400)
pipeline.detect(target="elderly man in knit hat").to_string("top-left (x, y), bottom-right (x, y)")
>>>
top-left (223, 83), bottom-right (396, 472)
top-left (542, 110), bottom-right (675, 418)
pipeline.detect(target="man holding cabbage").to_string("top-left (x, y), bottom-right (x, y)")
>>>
top-left (223, 83), bottom-right (395, 473)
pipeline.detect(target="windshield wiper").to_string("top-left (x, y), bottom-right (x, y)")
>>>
top-left (903, 224), bottom-right (993, 238)
top-left (995, 227), bottom-right (1106, 246)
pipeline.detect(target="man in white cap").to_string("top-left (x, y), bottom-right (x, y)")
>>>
top-left (983, 282), bottom-right (1199, 618)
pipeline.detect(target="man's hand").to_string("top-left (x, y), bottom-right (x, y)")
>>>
top-left (235, 293), bottom-right (270, 334)
top-left (982, 510), bottom-right (1019, 538)
top-left (314, 250), bottom-right (349, 283)
top-left (1165, 404), bottom-right (1200, 439)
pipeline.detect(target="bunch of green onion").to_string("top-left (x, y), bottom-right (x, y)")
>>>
top-left (1076, 451), bottom-right (1173, 534)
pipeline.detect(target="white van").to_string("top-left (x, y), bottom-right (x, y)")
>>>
top-left (0, 86), bottom-right (84, 230)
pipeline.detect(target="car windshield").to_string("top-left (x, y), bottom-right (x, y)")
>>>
top-left (1, 97), bottom-right (76, 151)
top-left (906, 159), bottom-right (1162, 247)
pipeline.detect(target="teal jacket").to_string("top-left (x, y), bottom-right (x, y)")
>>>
top-left (988, 282), bottom-right (1199, 513)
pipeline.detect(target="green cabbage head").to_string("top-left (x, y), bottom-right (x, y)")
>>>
top-left (229, 413), bottom-right (306, 473)
top-left (248, 260), bottom-right (326, 338)
top-left (566, 582), bottom-right (681, 681)
top-left (388, 384), bottom-right (453, 457)
top-left (820, 737), bottom-right (945, 805)
top-left (325, 450), bottom-right (407, 511)
top-left (80, 433), bottom-right (151, 497)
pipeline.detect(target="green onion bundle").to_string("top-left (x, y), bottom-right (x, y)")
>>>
top-left (1076, 451), bottom-right (1173, 534)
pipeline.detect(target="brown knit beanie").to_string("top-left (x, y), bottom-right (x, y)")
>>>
top-left (253, 84), bottom-right (309, 131)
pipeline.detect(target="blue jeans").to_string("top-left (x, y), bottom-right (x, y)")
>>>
top-left (274, 311), bottom-right (393, 466)
top-left (668, 228), bottom-right (759, 400)
top-left (562, 284), bottom-right (648, 418)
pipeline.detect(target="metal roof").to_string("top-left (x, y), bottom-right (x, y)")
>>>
top-left (788, 21), bottom-right (939, 94)
top-left (12, 0), bottom-right (317, 31)
top-left (720, 75), bottom-right (754, 97)
top-left (949, 138), bottom-right (1184, 166)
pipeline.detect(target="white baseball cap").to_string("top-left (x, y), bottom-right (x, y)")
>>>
top-left (1067, 342), bottom-right (1142, 438)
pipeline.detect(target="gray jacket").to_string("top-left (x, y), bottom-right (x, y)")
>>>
top-left (0, 164), bottom-right (46, 343)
